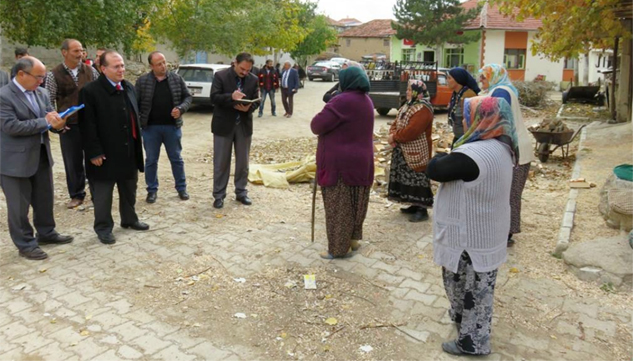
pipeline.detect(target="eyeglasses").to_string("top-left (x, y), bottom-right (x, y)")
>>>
top-left (24, 71), bottom-right (46, 81)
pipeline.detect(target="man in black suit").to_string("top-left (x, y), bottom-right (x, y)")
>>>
top-left (0, 57), bottom-right (73, 260)
top-left (78, 50), bottom-right (149, 244)
top-left (210, 52), bottom-right (260, 209)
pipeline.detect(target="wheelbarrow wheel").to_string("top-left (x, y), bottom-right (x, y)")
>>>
top-left (538, 143), bottom-right (550, 163)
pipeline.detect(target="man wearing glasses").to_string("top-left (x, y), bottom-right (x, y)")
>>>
top-left (78, 50), bottom-right (149, 245)
top-left (0, 56), bottom-right (73, 260)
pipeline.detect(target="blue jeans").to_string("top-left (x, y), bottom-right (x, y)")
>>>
top-left (258, 89), bottom-right (276, 115)
top-left (142, 125), bottom-right (186, 193)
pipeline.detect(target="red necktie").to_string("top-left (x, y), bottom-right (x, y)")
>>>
top-left (116, 83), bottom-right (137, 139)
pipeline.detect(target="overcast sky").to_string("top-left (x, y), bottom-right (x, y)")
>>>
top-left (316, 0), bottom-right (398, 22)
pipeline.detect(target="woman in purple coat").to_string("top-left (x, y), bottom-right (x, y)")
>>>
top-left (310, 67), bottom-right (374, 259)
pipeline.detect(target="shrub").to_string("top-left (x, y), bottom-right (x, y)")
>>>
top-left (514, 80), bottom-right (556, 108)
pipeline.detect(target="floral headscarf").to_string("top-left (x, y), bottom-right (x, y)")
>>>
top-left (407, 79), bottom-right (431, 107)
top-left (479, 63), bottom-right (518, 96)
top-left (454, 95), bottom-right (519, 163)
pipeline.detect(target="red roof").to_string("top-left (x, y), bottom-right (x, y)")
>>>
top-left (462, 0), bottom-right (542, 31)
top-left (338, 18), bottom-right (363, 26)
top-left (326, 17), bottom-right (344, 27)
top-left (338, 19), bottom-right (397, 38)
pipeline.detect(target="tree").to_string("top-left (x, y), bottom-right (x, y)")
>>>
top-left (0, 0), bottom-right (156, 53)
top-left (492, 0), bottom-right (631, 60)
top-left (391, 0), bottom-right (481, 66)
top-left (290, 2), bottom-right (338, 67)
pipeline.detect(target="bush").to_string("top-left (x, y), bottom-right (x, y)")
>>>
top-left (514, 80), bottom-right (556, 108)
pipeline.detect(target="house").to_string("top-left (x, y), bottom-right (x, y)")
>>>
top-left (337, 19), bottom-right (396, 62)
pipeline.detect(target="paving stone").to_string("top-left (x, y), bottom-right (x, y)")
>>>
top-left (74, 338), bottom-right (108, 360)
top-left (372, 260), bottom-right (400, 274)
top-left (153, 345), bottom-right (197, 361)
top-left (391, 299), bottom-right (414, 313)
top-left (562, 299), bottom-right (599, 318)
top-left (131, 333), bottom-right (172, 354)
top-left (390, 287), bottom-right (410, 300)
top-left (396, 267), bottom-right (424, 281)
top-left (12, 331), bottom-right (53, 353)
top-left (27, 341), bottom-right (74, 361)
top-left (91, 312), bottom-right (127, 328)
top-left (404, 290), bottom-right (437, 305)
top-left (144, 320), bottom-right (181, 337)
top-left (4, 299), bottom-right (32, 314)
top-left (164, 330), bottom-right (206, 349)
top-left (349, 264), bottom-right (379, 279)
top-left (1, 321), bottom-right (32, 341)
top-left (399, 279), bottom-right (431, 293)
top-left (99, 334), bottom-right (121, 345)
top-left (410, 303), bottom-right (447, 320)
top-left (432, 296), bottom-right (451, 309)
top-left (106, 299), bottom-right (133, 314)
top-left (118, 345), bottom-right (144, 359)
top-left (395, 326), bottom-right (430, 343)
top-left (347, 254), bottom-right (378, 267)
top-left (416, 320), bottom-right (452, 339)
top-left (47, 325), bottom-right (83, 345)
top-left (189, 342), bottom-right (233, 360)
top-left (57, 291), bottom-right (92, 308)
top-left (511, 332), bottom-right (550, 351)
top-left (287, 254), bottom-right (315, 268)
top-left (111, 321), bottom-right (148, 342)
top-left (578, 314), bottom-right (617, 336)
top-left (94, 349), bottom-right (125, 361)
top-left (555, 320), bottom-right (582, 337)
top-left (124, 310), bottom-right (154, 324)
top-left (375, 272), bottom-right (406, 285)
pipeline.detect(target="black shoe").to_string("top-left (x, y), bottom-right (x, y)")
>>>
top-left (38, 234), bottom-right (74, 245)
top-left (146, 192), bottom-right (157, 204)
top-left (442, 341), bottom-right (468, 356)
top-left (236, 196), bottom-right (252, 206)
top-left (19, 247), bottom-right (48, 260)
top-left (98, 233), bottom-right (116, 245)
top-left (178, 190), bottom-right (190, 200)
top-left (258, 113), bottom-right (263, 118)
top-left (400, 205), bottom-right (419, 214)
top-left (121, 221), bottom-right (150, 231)
top-left (409, 208), bottom-right (429, 222)
top-left (213, 198), bottom-right (224, 209)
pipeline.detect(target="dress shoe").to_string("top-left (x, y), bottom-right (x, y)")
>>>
top-left (38, 234), bottom-right (74, 245)
top-left (213, 198), bottom-right (224, 209)
top-left (409, 208), bottom-right (429, 222)
top-left (67, 198), bottom-right (83, 209)
top-left (19, 247), bottom-right (48, 260)
top-left (98, 233), bottom-right (116, 245)
top-left (258, 113), bottom-right (263, 118)
top-left (236, 195), bottom-right (252, 205)
top-left (400, 205), bottom-right (419, 214)
top-left (178, 190), bottom-right (190, 201)
top-left (272, 113), bottom-right (277, 116)
top-left (146, 192), bottom-right (157, 203)
top-left (350, 240), bottom-right (361, 251)
top-left (121, 221), bottom-right (150, 231)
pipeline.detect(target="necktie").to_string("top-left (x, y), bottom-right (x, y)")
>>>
top-left (26, 91), bottom-right (40, 115)
top-left (116, 83), bottom-right (137, 139)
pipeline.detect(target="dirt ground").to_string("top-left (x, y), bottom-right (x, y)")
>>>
top-left (2, 79), bottom-right (631, 360)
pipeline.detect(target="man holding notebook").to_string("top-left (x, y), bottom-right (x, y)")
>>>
top-left (210, 52), bottom-right (260, 209)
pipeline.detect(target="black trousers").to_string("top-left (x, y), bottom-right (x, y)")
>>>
top-left (281, 88), bottom-right (294, 115)
top-left (59, 124), bottom-right (87, 200)
top-left (90, 173), bottom-right (139, 236)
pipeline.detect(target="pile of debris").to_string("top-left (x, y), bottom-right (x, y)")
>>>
top-left (372, 122), bottom-right (455, 196)
top-left (530, 118), bottom-right (571, 133)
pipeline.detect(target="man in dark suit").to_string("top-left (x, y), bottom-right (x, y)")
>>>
top-left (0, 57), bottom-right (73, 260)
top-left (78, 50), bottom-right (149, 244)
top-left (0, 69), bottom-right (9, 87)
top-left (210, 52), bottom-right (260, 209)
top-left (280, 61), bottom-right (299, 118)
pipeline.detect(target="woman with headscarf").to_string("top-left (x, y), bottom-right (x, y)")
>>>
top-left (311, 67), bottom-right (374, 259)
top-left (479, 64), bottom-right (534, 246)
top-left (427, 95), bottom-right (517, 356)
top-left (447, 68), bottom-right (480, 146)
top-left (387, 80), bottom-right (435, 222)
top-left (322, 61), bottom-right (366, 103)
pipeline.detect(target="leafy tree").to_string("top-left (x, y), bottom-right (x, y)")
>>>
top-left (244, 0), bottom-right (309, 56)
top-left (0, 0), bottom-right (156, 53)
top-left (290, 4), bottom-right (338, 68)
top-left (492, 0), bottom-right (632, 60)
top-left (391, 0), bottom-right (481, 66)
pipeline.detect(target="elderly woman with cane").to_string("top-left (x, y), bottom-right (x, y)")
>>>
top-left (427, 95), bottom-right (517, 356)
top-left (310, 67), bottom-right (374, 259)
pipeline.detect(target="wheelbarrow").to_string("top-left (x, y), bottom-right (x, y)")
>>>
top-left (530, 124), bottom-right (587, 163)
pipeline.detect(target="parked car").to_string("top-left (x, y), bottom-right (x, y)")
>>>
top-left (176, 63), bottom-right (231, 105)
top-left (307, 61), bottom-right (341, 82)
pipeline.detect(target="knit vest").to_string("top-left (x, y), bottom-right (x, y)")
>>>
top-left (51, 63), bottom-right (95, 124)
top-left (432, 139), bottom-right (513, 273)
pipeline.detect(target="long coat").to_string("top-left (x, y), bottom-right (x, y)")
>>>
top-left (78, 74), bottom-right (143, 181)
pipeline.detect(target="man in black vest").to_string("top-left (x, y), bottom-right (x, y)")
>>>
top-left (78, 50), bottom-right (149, 244)
top-left (210, 52), bottom-right (260, 209)
top-left (46, 39), bottom-right (99, 209)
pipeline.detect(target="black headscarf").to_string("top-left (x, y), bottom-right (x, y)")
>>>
top-left (448, 68), bottom-right (480, 94)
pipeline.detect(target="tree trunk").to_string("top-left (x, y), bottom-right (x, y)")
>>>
top-left (583, 53), bottom-right (590, 85)
top-left (616, 20), bottom-right (632, 123)
top-left (611, 38), bottom-right (619, 120)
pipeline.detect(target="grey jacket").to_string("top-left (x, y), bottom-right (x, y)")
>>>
top-left (135, 71), bottom-right (192, 128)
top-left (0, 81), bottom-right (55, 177)
top-left (0, 70), bottom-right (9, 88)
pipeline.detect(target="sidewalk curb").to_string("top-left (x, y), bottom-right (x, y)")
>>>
top-left (553, 123), bottom-right (592, 257)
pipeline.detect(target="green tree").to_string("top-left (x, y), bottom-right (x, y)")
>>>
top-left (290, 4), bottom-right (338, 68)
top-left (492, 0), bottom-right (631, 60)
top-left (391, 0), bottom-right (481, 66)
top-left (0, 0), bottom-right (156, 53)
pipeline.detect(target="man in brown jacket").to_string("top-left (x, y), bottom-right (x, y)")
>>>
top-left (46, 39), bottom-right (99, 209)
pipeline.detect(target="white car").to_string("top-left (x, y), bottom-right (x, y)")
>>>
top-left (176, 64), bottom-right (231, 105)
top-left (329, 57), bottom-right (348, 66)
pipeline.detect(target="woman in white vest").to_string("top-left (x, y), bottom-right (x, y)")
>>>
top-left (479, 64), bottom-right (534, 246)
top-left (427, 95), bottom-right (518, 356)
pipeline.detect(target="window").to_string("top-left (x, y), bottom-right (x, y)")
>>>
top-left (383, 39), bottom-right (390, 47)
top-left (402, 48), bottom-right (415, 62)
top-left (437, 74), bottom-right (447, 85)
top-left (423, 51), bottom-right (435, 62)
top-left (504, 49), bottom-right (526, 69)
top-left (445, 48), bottom-right (464, 68)
top-left (346, 39), bottom-right (351, 47)
top-left (564, 57), bottom-right (578, 70)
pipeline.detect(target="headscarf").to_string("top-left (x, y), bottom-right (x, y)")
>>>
top-left (447, 68), bottom-right (480, 125)
top-left (479, 63), bottom-right (518, 96)
top-left (407, 79), bottom-right (431, 107)
top-left (453, 95), bottom-right (519, 163)
top-left (338, 67), bottom-right (370, 93)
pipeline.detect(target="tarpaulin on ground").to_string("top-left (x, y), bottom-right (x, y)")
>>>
top-left (248, 156), bottom-right (316, 189)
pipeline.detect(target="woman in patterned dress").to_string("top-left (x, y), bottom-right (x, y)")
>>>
top-left (311, 67), bottom-right (374, 259)
top-left (387, 80), bottom-right (435, 222)
top-left (479, 64), bottom-right (534, 246)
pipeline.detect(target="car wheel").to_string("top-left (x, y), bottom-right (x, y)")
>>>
top-left (377, 108), bottom-right (391, 116)
top-left (329, 73), bottom-right (334, 82)
top-left (309, 77), bottom-right (314, 81)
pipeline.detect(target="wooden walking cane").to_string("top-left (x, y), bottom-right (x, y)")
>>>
top-left (311, 178), bottom-right (317, 243)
